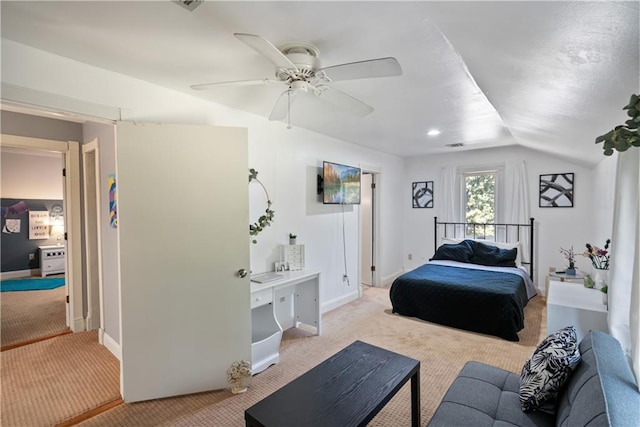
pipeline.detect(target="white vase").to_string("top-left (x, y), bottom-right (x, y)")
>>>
top-left (593, 267), bottom-right (608, 290)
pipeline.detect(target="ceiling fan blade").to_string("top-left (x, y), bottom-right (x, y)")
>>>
top-left (190, 78), bottom-right (278, 91)
top-left (320, 57), bottom-right (402, 82)
top-left (234, 33), bottom-right (298, 73)
top-left (313, 85), bottom-right (374, 117)
top-left (269, 89), bottom-right (299, 121)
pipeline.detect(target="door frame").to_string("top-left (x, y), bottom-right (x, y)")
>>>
top-left (82, 139), bottom-right (104, 336)
top-left (0, 134), bottom-right (84, 331)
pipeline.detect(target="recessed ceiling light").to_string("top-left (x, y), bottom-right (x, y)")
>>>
top-left (426, 129), bottom-right (441, 136)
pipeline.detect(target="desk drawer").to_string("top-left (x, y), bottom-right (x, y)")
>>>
top-left (251, 288), bottom-right (273, 309)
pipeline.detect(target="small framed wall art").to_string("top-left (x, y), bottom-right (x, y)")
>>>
top-left (539, 173), bottom-right (574, 207)
top-left (412, 181), bottom-right (434, 208)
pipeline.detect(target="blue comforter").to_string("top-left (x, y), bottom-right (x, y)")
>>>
top-left (389, 262), bottom-right (531, 341)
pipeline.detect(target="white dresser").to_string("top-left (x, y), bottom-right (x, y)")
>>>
top-left (250, 270), bottom-right (321, 374)
top-left (547, 280), bottom-right (607, 341)
top-left (39, 245), bottom-right (66, 277)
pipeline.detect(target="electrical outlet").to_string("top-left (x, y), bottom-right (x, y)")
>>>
top-left (29, 253), bottom-right (35, 260)
top-left (408, 254), bottom-right (413, 260)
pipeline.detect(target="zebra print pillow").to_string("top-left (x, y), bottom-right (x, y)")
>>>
top-left (519, 326), bottom-right (581, 413)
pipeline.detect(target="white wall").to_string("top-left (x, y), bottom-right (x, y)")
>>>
top-left (591, 155), bottom-right (617, 248)
top-left (247, 126), bottom-right (405, 309)
top-left (403, 145), bottom-right (597, 293)
top-left (1, 148), bottom-right (63, 200)
top-left (2, 39), bottom-right (406, 343)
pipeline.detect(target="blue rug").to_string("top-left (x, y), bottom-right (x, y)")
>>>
top-left (1, 277), bottom-right (65, 292)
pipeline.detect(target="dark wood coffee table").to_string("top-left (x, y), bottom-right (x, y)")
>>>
top-left (245, 340), bottom-right (420, 427)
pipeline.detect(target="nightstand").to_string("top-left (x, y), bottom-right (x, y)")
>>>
top-left (39, 245), bottom-right (66, 277)
top-left (544, 271), bottom-right (584, 296)
top-left (546, 280), bottom-right (607, 341)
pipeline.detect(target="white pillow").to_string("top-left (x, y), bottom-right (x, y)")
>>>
top-left (441, 237), bottom-right (522, 267)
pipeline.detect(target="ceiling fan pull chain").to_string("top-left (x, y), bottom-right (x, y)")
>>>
top-left (287, 89), bottom-right (292, 129)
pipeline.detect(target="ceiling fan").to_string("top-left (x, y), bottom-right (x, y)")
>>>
top-left (190, 33), bottom-right (403, 126)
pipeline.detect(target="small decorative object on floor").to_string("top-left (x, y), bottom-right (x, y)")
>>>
top-left (227, 360), bottom-right (252, 394)
top-left (583, 239), bottom-right (610, 290)
top-left (289, 233), bottom-right (297, 245)
top-left (559, 246), bottom-right (576, 275)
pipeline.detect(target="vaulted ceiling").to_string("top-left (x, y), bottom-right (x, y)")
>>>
top-left (1, 1), bottom-right (638, 166)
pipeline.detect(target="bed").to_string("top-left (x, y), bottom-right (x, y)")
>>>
top-left (390, 217), bottom-right (537, 341)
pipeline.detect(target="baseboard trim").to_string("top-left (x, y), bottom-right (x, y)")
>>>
top-left (0, 269), bottom-right (40, 280)
top-left (321, 289), bottom-right (359, 314)
top-left (72, 317), bottom-right (85, 333)
top-left (380, 269), bottom-right (404, 287)
top-left (102, 330), bottom-right (121, 361)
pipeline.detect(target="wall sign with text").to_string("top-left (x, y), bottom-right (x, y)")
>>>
top-left (29, 211), bottom-right (50, 239)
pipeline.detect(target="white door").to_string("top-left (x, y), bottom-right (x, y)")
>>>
top-left (116, 122), bottom-right (250, 403)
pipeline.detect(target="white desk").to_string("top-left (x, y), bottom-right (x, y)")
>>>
top-left (547, 280), bottom-right (607, 341)
top-left (250, 270), bottom-right (321, 374)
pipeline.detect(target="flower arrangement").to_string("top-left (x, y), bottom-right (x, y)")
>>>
top-left (582, 239), bottom-right (611, 270)
top-left (559, 246), bottom-right (576, 270)
top-left (227, 360), bottom-right (251, 394)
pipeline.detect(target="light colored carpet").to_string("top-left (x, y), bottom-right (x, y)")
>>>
top-left (79, 286), bottom-right (546, 426)
top-left (1, 330), bottom-right (121, 427)
top-left (1, 285), bottom-right (68, 348)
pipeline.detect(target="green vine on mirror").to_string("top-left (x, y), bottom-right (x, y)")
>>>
top-left (595, 94), bottom-right (640, 156)
top-left (249, 168), bottom-right (275, 244)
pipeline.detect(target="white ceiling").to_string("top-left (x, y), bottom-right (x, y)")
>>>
top-left (1, 1), bottom-right (638, 166)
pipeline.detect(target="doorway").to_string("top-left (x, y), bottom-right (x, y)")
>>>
top-left (1, 133), bottom-right (84, 334)
top-left (360, 170), bottom-right (380, 296)
top-left (0, 148), bottom-right (69, 349)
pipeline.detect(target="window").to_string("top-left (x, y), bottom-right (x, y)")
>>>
top-left (464, 171), bottom-right (497, 238)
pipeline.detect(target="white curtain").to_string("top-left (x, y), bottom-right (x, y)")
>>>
top-left (608, 148), bottom-right (640, 387)
top-left (504, 160), bottom-right (531, 271)
top-left (439, 166), bottom-right (457, 222)
top-left (439, 166), bottom-right (458, 237)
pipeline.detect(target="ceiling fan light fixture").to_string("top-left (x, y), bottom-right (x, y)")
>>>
top-left (290, 80), bottom-right (309, 92)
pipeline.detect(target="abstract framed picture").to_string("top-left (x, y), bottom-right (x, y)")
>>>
top-left (412, 181), bottom-right (433, 208)
top-left (108, 173), bottom-right (118, 228)
top-left (539, 173), bottom-right (574, 207)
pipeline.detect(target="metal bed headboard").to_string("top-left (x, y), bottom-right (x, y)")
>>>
top-left (434, 217), bottom-right (535, 281)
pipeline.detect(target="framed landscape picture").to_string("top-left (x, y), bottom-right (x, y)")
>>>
top-left (412, 181), bottom-right (433, 208)
top-left (539, 173), bottom-right (574, 207)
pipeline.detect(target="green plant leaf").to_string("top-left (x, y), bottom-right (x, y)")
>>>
top-left (625, 94), bottom-right (639, 109)
top-left (595, 130), bottom-right (614, 143)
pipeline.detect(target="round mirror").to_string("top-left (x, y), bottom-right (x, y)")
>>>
top-left (248, 169), bottom-right (274, 243)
